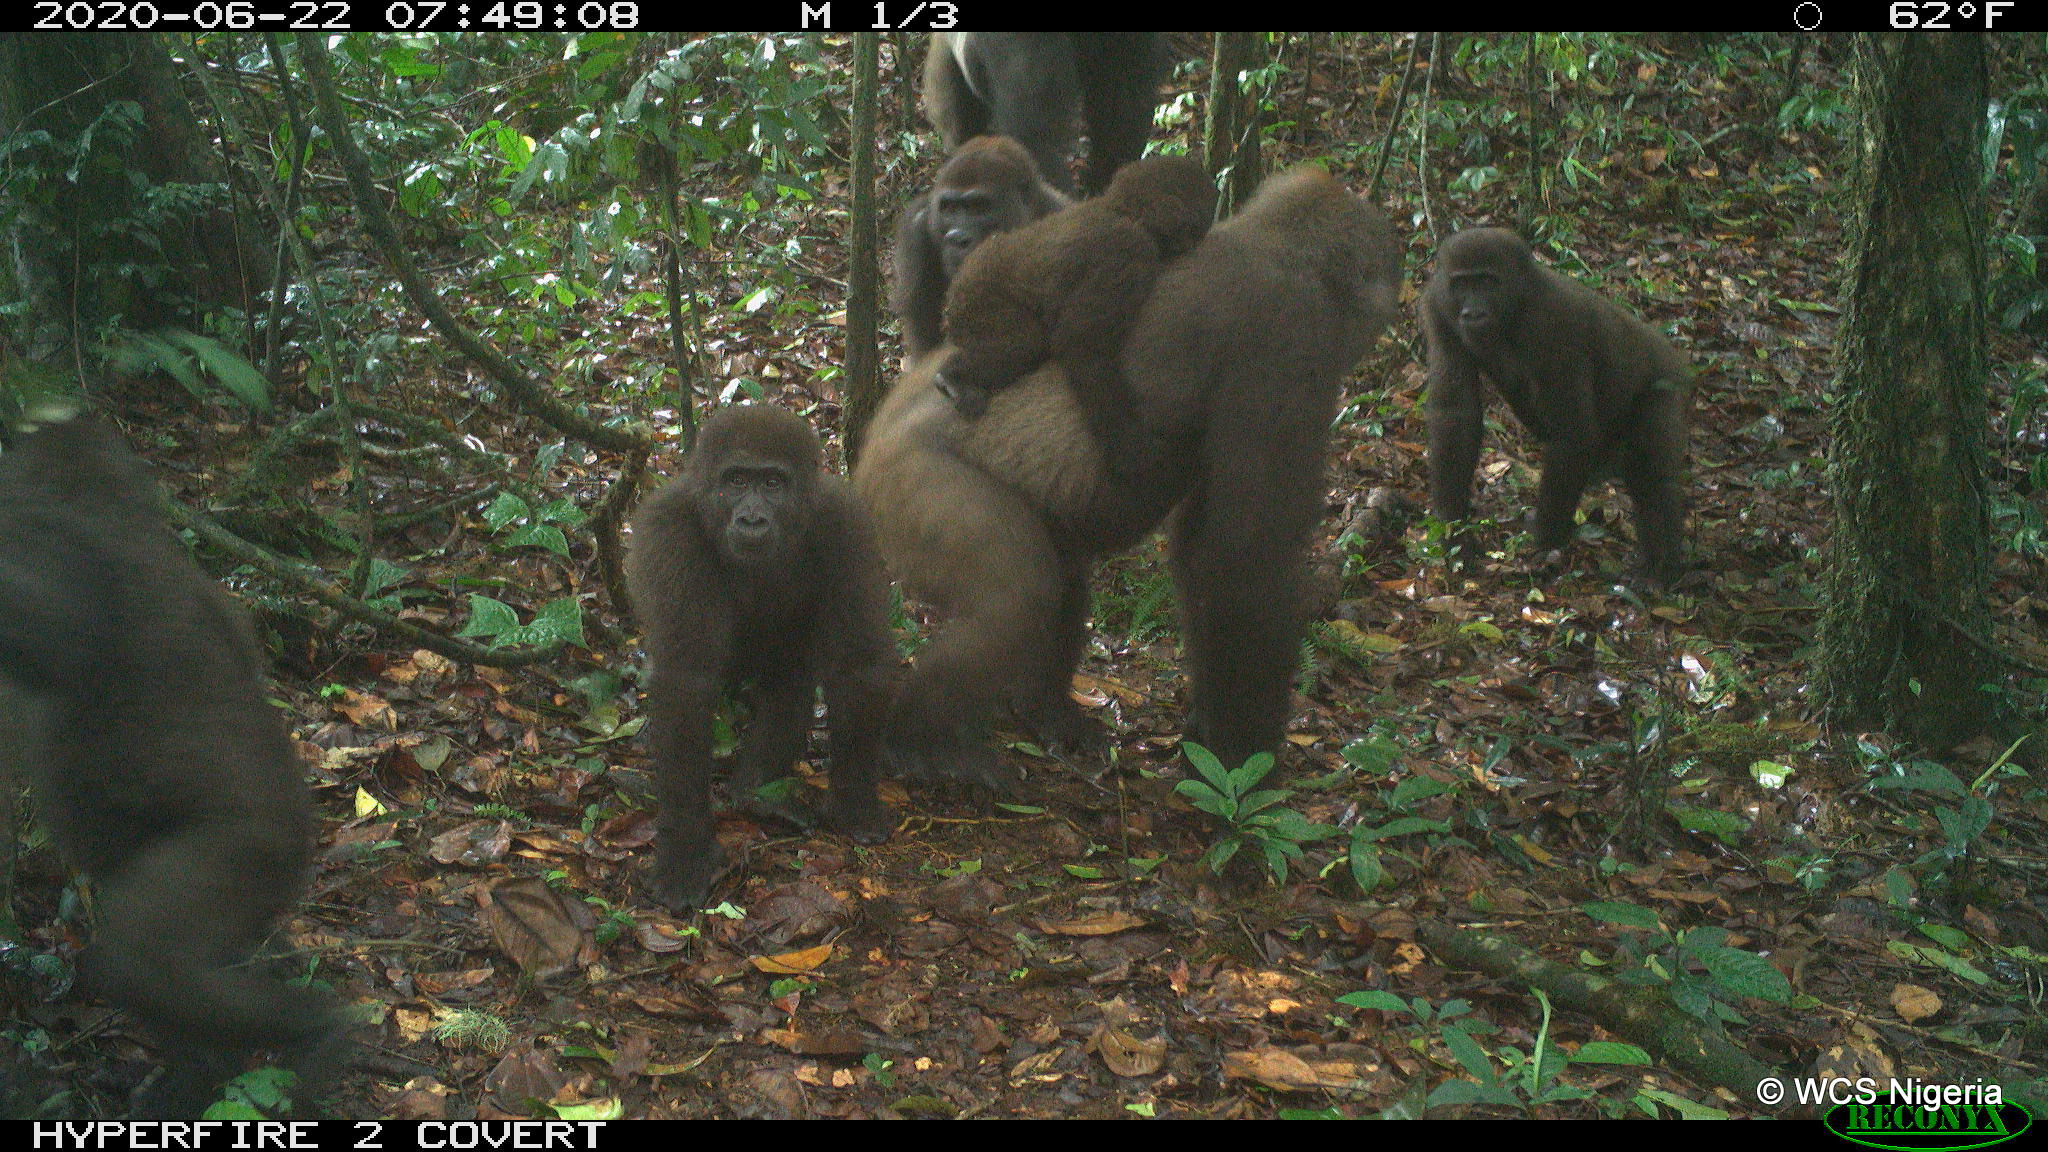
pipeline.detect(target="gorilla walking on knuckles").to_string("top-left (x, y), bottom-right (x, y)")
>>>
top-left (933, 155), bottom-right (1216, 473)
top-left (922, 32), bottom-right (1167, 196)
top-left (892, 136), bottom-right (1069, 363)
top-left (1423, 227), bottom-right (1691, 584)
top-left (856, 165), bottom-right (1402, 784)
top-left (0, 410), bottom-right (337, 1118)
top-left (626, 406), bottom-right (896, 910)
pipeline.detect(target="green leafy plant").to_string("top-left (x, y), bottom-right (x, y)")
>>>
top-left (1341, 989), bottom-right (1681, 1117)
top-left (454, 593), bottom-right (586, 650)
top-left (482, 491), bottom-right (588, 559)
top-left (1580, 901), bottom-right (1790, 1026)
top-left (1861, 735), bottom-right (2026, 890)
top-left (1174, 743), bottom-right (1335, 881)
top-left (431, 1010), bottom-right (513, 1053)
top-left (202, 1067), bottom-right (301, 1121)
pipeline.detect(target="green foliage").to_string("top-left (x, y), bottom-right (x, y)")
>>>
top-left (1174, 743), bottom-right (1336, 882)
top-left (430, 1009), bottom-right (513, 1053)
top-left (482, 491), bottom-right (588, 559)
top-left (1335, 990), bottom-right (1659, 1115)
top-left (106, 330), bottom-right (272, 413)
top-left (1092, 553), bottom-right (1178, 649)
top-left (455, 593), bottom-right (587, 649)
top-left (0, 94), bottom-right (258, 403)
top-left (1859, 735), bottom-right (2028, 890)
top-left (1992, 367), bottom-right (2048, 559)
top-left (202, 1067), bottom-right (300, 1121)
top-left (1988, 91), bottom-right (2048, 330)
top-left (1579, 900), bottom-right (1790, 1027)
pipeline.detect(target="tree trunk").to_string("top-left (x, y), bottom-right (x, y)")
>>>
top-left (842, 32), bottom-right (883, 469)
top-left (1817, 31), bottom-right (1994, 747)
top-left (1204, 34), bottom-right (1262, 213)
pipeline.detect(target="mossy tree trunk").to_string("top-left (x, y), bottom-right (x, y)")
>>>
top-left (1817, 31), bottom-right (1994, 747)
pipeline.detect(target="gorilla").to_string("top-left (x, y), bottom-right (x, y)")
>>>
top-left (856, 165), bottom-right (1402, 783)
top-left (626, 406), bottom-right (896, 909)
top-left (922, 32), bottom-right (1168, 196)
top-left (1422, 227), bottom-right (1692, 584)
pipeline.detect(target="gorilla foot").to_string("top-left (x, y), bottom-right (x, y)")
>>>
top-left (648, 841), bottom-right (732, 911)
top-left (731, 769), bottom-right (826, 832)
top-left (827, 796), bottom-right (898, 845)
top-left (1020, 695), bottom-right (1109, 762)
top-left (885, 713), bottom-right (1013, 794)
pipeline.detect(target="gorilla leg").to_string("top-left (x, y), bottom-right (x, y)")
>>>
top-left (641, 669), bottom-right (727, 906)
top-left (732, 675), bottom-right (808, 791)
top-left (87, 833), bottom-right (335, 1118)
top-left (1073, 33), bottom-right (1166, 195)
top-left (874, 453), bottom-right (1071, 789)
top-left (1532, 440), bottom-right (1598, 559)
top-left (1166, 475), bottom-right (1317, 771)
top-left (730, 673), bottom-right (813, 822)
top-left (1620, 391), bottom-right (1689, 584)
top-left (1014, 555), bottom-right (1107, 759)
top-left (821, 660), bottom-right (894, 842)
top-left (974, 35), bottom-right (1084, 194)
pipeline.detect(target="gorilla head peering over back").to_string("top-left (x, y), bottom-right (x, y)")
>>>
top-left (856, 163), bottom-right (1402, 786)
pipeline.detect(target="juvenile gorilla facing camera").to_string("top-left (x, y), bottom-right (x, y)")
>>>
top-left (626, 406), bottom-right (897, 910)
top-left (892, 136), bottom-right (1071, 363)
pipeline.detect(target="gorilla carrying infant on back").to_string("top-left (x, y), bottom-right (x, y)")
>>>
top-left (860, 150), bottom-right (1403, 787)
top-left (624, 143), bottom-right (1400, 908)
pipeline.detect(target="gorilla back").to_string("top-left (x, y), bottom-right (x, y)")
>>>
top-left (856, 165), bottom-right (1402, 781)
top-left (0, 415), bottom-right (332, 1117)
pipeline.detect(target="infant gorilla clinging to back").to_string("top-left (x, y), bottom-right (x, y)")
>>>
top-left (930, 154), bottom-right (1215, 476)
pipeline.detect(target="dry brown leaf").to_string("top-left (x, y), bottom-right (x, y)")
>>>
top-left (1222, 1048), bottom-right (1326, 1092)
top-left (1097, 1026), bottom-right (1167, 1077)
top-left (751, 942), bottom-right (834, 974)
top-left (1009, 1050), bottom-right (1064, 1084)
top-left (482, 1046), bottom-right (566, 1112)
top-left (482, 876), bottom-right (587, 979)
top-left (428, 819), bottom-right (512, 867)
top-left (1037, 910), bottom-right (1144, 936)
top-left (1890, 983), bottom-right (1942, 1023)
top-left (762, 1026), bottom-right (866, 1056)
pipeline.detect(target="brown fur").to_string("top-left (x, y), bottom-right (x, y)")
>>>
top-left (625, 406), bottom-right (895, 909)
top-left (855, 165), bottom-right (1402, 782)
top-left (0, 415), bottom-right (335, 1118)
top-left (934, 156), bottom-right (1215, 477)
top-left (1422, 227), bottom-right (1691, 583)
top-left (892, 137), bottom-right (1070, 362)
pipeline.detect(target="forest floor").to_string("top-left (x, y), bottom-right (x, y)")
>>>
top-left (7, 35), bottom-right (2048, 1122)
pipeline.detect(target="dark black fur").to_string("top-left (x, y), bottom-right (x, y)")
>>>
top-left (922, 32), bottom-right (1167, 196)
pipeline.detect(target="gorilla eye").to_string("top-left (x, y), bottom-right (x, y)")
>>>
top-left (762, 474), bottom-right (787, 492)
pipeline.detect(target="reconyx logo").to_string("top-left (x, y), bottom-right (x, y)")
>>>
top-left (1823, 1091), bottom-right (2031, 1151)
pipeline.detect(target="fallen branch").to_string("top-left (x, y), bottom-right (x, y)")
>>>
top-left (1415, 919), bottom-right (1779, 1108)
